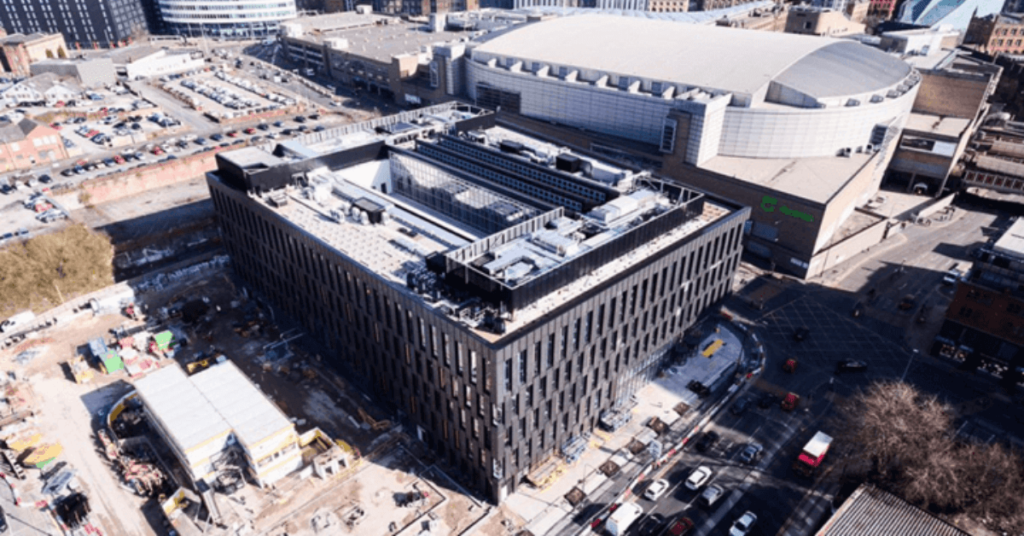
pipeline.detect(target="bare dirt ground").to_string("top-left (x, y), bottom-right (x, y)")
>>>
top-left (9, 311), bottom-right (159, 536)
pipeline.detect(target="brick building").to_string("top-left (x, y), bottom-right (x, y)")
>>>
top-left (937, 218), bottom-right (1024, 382)
top-left (869, 0), bottom-right (898, 19)
top-left (965, 12), bottom-right (1024, 55)
top-left (206, 102), bottom-right (748, 501)
top-left (0, 33), bottom-right (67, 78)
top-left (0, 119), bottom-right (68, 172)
top-left (785, 6), bottom-right (865, 36)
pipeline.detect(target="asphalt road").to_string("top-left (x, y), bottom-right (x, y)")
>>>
top-left (631, 392), bottom-right (813, 535)
top-left (618, 205), bottom-right (1024, 536)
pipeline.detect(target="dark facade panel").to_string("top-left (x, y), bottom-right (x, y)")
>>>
top-left (0, 0), bottom-right (148, 49)
top-left (207, 172), bottom-right (747, 502)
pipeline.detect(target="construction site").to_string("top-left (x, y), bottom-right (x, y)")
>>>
top-left (0, 255), bottom-right (515, 536)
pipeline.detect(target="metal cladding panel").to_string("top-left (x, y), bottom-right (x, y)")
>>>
top-left (817, 485), bottom-right (970, 536)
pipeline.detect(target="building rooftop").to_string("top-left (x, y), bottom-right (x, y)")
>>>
top-left (904, 113), bottom-right (971, 139)
top-left (0, 118), bottom-right (42, 142)
top-left (212, 102), bottom-right (737, 340)
top-left (512, 1), bottom-right (777, 25)
top-left (133, 361), bottom-right (293, 453)
top-left (471, 14), bottom-right (910, 102)
top-left (282, 12), bottom-right (472, 64)
top-left (817, 485), bottom-right (970, 536)
top-left (700, 151), bottom-right (877, 205)
top-left (0, 33), bottom-right (48, 45)
top-left (993, 218), bottom-right (1024, 259)
top-left (133, 363), bottom-right (232, 453)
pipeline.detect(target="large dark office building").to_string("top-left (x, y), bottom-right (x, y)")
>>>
top-left (206, 102), bottom-right (748, 502)
top-left (0, 0), bottom-right (148, 49)
top-left (937, 219), bottom-right (1024, 380)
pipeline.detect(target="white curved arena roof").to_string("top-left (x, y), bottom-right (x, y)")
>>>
top-left (473, 15), bottom-right (911, 100)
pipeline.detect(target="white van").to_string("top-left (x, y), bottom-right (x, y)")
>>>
top-left (606, 503), bottom-right (643, 536)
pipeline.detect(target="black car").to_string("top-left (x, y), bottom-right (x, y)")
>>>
top-left (39, 174), bottom-right (52, 184)
top-left (0, 504), bottom-right (7, 532)
top-left (757, 392), bottom-right (777, 409)
top-left (257, 123), bottom-right (269, 131)
top-left (836, 360), bottom-right (868, 374)
top-left (695, 431), bottom-right (720, 453)
top-left (211, 133), bottom-right (224, 141)
top-left (273, 121), bottom-right (284, 128)
top-left (308, 113), bottom-right (320, 120)
top-left (793, 326), bottom-right (810, 341)
top-left (635, 513), bottom-right (666, 535)
top-left (730, 398), bottom-right (750, 416)
top-left (294, 115), bottom-right (306, 123)
top-left (61, 169), bottom-right (75, 177)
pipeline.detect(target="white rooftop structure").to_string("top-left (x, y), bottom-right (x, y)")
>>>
top-left (471, 14), bottom-right (911, 104)
top-left (994, 219), bottom-right (1024, 259)
top-left (134, 360), bottom-right (293, 452)
top-left (134, 362), bottom-right (231, 453)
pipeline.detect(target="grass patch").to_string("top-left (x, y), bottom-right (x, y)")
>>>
top-left (0, 225), bottom-right (113, 317)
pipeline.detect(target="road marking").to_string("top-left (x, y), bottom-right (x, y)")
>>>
top-left (694, 413), bottom-right (807, 535)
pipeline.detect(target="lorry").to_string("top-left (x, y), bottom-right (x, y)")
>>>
top-left (606, 503), bottom-right (643, 536)
top-left (1, 311), bottom-right (35, 333)
top-left (793, 431), bottom-right (832, 477)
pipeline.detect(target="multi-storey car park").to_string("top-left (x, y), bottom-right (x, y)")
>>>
top-left (156, 0), bottom-right (297, 39)
top-left (205, 102), bottom-right (748, 502)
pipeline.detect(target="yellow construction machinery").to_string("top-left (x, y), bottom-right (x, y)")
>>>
top-left (67, 356), bottom-right (94, 384)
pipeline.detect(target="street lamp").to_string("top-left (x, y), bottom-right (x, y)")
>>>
top-left (901, 348), bottom-right (919, 382)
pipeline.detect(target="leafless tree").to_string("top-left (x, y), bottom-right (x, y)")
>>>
top-left (834, 380), bottom-right (1024, 534)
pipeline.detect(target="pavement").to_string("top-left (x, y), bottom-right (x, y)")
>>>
top-left (498, 320), bottom-right (762, 536)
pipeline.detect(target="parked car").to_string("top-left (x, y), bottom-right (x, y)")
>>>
top-left (313, 125), bottom-right (325, 132)
top-left (226, 131), bottom-right (239, 137)
top-left (112, 155), bottom-right (125, 164)
top-left (836, 360), bottom-right (868, 374)
top-left (729, 512), bottom-right (757, 536)
top-left (695, 431), bottom-right (720, 453)
top-left (737, 443), bottom-right (763, 465)
top-left (257, 123), bottom-right (269, 131)
top-left (273, 121), bottom-right (284, 128)
top-left (685, 466), bottom-right (713, 490)
top-left (757, 392), bottom-right (777, 409)
top-left (244, 127), bottom-right (256, 134)
top-left (211, 133), bottom-right (224, 141)
top-left (294, 115), bottom-right (306, 123)
top-left (644, 479), bottom-right (669, 501)
top-left (699, 484), bottom-right (725, 507)
top-left (39, 174), bottom-right (52, 184)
